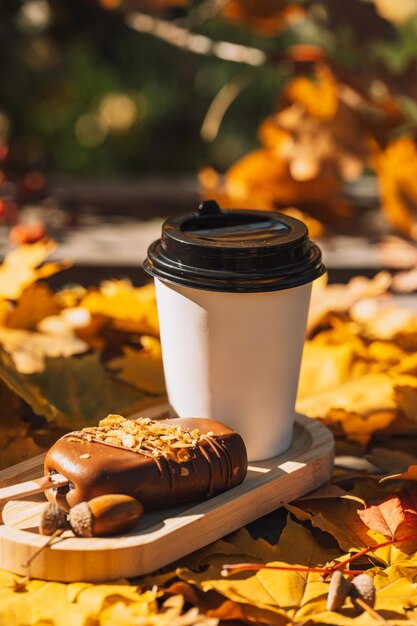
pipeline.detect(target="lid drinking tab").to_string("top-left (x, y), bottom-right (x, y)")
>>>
top-left (197, 200), bottom-right (222, 216)
top-left (144, 201), bottom-right (325, 293)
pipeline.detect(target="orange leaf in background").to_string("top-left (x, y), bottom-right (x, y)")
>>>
top-left (285, 65), bottom-right (339, 120)
top-left (221, 0), bottom-right (305, 35)
top-left (373, 137), bottom-right (417, 240)
top-left (358, 495), bottom-right (410, 539)
top-left (200, 65), bottom-right (377, 225)
top-left (358, 489), bottom-right (417, 539)
top-left (199, 167), bottom-right (325, 239)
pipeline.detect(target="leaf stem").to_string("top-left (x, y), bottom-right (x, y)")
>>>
top-left (331, 533), bottom-right (417, 572)
top-left (222, 534), bottom-right (417, 580)
top-left (221, 563), bottom-right (364, 577)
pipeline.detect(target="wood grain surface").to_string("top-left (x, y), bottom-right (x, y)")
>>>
top-left (0, 411), bottom-right (334, 582)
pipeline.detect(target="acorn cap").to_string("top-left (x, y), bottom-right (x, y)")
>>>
top-left (39, 503), bottom-right (68, 536)
top-left (350, 574), bottom-right (376, 610)
top-left (69, 501), bottom-right (93, 538)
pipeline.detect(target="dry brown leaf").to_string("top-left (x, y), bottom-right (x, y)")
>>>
top-left (367, 448), bottom-right (417, 476)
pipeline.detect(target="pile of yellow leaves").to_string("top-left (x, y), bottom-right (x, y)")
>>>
top-left (1, 241), bottom-right (417, 624)
top-left (299, 272), bottom-right (417, 448)
top-left (0, 241), bottom-right (166, 468)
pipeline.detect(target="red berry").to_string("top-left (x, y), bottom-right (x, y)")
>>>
top-left (24, 170), bottom-right (46, 193)
top-left (9, 222), bottom-right (46, 245)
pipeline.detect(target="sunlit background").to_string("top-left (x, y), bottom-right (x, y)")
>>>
top-left (1, 0), bottom-right (417, 248)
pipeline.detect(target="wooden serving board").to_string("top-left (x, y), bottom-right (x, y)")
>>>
top-left (0, 409), bottom-right (333, 582)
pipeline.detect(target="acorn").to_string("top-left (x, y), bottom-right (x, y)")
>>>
top-left (39, 502), bottom-right (68, 536)
top-left (326, 570), bottom-right (351, 611)
top-left (68, 494), bottom-right (143, 537)
top-left (350, 573), bottom-right (376, 611)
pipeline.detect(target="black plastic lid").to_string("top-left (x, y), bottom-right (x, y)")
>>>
top-left (144, 200), bottom-right (325, 292)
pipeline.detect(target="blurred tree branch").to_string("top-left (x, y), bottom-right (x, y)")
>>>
top-left (200, 76), bottom-right (250, 141)
top-left (125, 10), bottom-right (267, 66)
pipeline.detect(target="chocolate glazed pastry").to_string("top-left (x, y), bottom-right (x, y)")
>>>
top-left (44, 415), bottom-right (248, 512)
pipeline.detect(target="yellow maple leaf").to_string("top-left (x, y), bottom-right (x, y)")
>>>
top-left (179, 518), bottom-right (340, 624)
top-left (81, 280), bottom-right (159, 335)
top-left (296, 372), bottom-right (398, 442)
top-left (0, 241), bottom-right (69, 301)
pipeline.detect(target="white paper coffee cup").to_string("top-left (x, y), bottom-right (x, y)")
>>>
top-left (144, 201), bottom-right (325, 461)
top-left (155, 278), bottom-right (312, 461)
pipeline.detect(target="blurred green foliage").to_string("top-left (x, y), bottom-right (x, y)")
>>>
top-left (0, 0), bottom-right (283, 176)
top-left (1, 0), bottom-right (417, 177)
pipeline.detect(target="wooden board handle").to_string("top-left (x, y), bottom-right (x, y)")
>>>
top-left (0, 474), bottom-right (68, 503)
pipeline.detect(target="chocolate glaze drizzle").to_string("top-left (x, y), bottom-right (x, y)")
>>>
top-left (45, 417), bottom-right (247, 511)
top-left (62, 433), bottom-right (167, 475)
